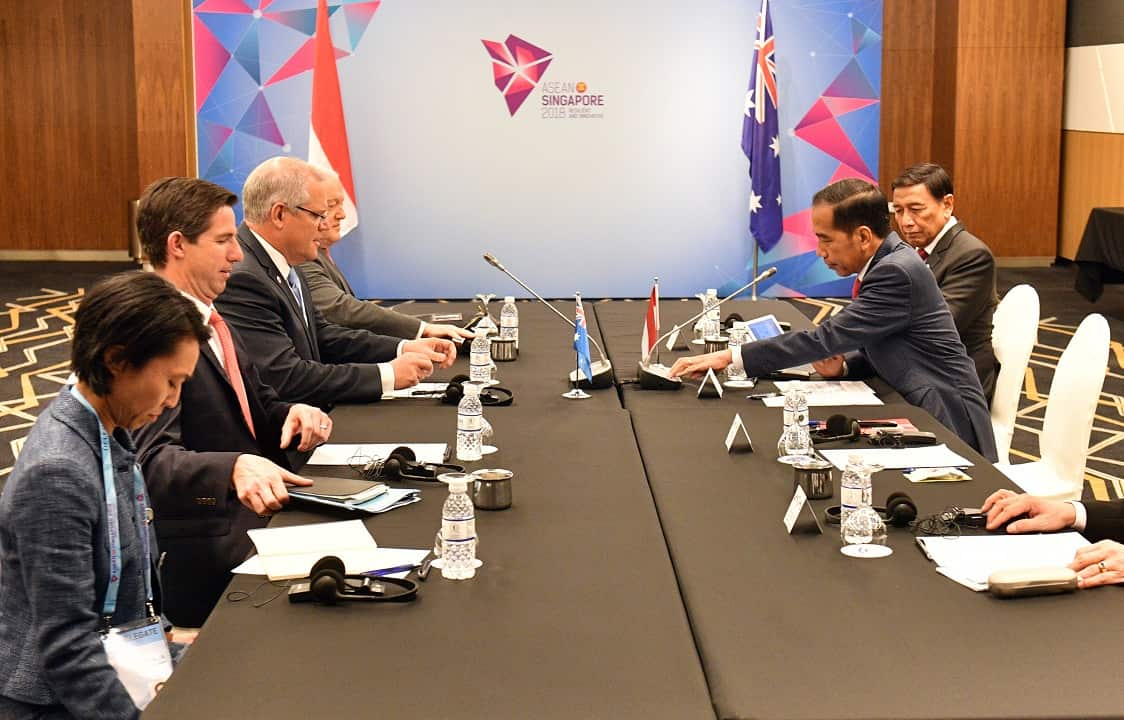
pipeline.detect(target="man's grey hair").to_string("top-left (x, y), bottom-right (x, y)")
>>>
top-left (242, 156), bottom-right (329, 223)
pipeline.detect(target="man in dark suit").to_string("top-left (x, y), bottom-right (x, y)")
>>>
top-left (983, 489), bottom-right (1124, 589)
top-left (215, 157), bottom-right (456, 408)
top-left (299, 174), bottom-right (474, 341)
top-left (670, 178), bottom-right (997, 461)
top-left (891, 163), bottom-right (999, 399)
top-left (133, 177), bottom-right (332, 627)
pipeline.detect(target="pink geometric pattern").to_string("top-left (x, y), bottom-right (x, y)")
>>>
top-left (793, 58), bottom-right (879, 178)
top-left (481, 34), bottom-right (553, 116)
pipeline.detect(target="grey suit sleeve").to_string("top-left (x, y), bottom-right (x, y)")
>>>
top-left (300, 259), bottom-right (422, 339)
top-left (937, 245), bottom-right (995, 337)
top-left (218, 270), bottom-right (386, 406)
top-left (740, 262), bottom-right (913, 377)
top-left (7, 457), bottom-right (140, 719)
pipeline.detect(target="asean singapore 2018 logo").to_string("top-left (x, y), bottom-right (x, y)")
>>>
top-left (481, 34), bottom-right (606, 120)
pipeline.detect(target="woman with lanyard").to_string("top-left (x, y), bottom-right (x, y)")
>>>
top-left (0, 272), bottom-right (210, 719)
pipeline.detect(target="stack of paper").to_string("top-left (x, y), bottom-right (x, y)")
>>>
top-left (239, 519), bottom-right (429, 580)
top-left (307, 443), bottom-right (448, 466)
top-left (765, 380), bottom-right (882, 407)
top-left (819, 444), bottom-right (974, 470)
top-left (915, 532), bottom-right (1089, 591)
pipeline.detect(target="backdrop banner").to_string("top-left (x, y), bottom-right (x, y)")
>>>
top-left (193, 0), bottom-right (881, 299)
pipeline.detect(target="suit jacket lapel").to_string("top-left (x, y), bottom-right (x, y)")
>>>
top-left (237, 223), bottom-right (317, 349)
top-left (323, 252), bottom-right (355, 296)
top-left (930, 222), bottom-right (965, 264)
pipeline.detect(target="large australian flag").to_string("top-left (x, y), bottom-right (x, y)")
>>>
top-left (742, 0), bottom-right (783, 254)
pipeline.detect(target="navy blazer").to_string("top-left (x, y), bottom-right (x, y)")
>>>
top-left (740, 236), bottom-right (998, 461)
top-left (1084, 501), bottom-right (1124, 543)
top-left (0, 391), bottom-right (154, 719)
top-left (135, 324), bottom-right (294, 628)
top-left (215, 224), bottom-right (401, 408)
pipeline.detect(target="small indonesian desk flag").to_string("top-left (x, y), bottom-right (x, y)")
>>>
top-left (641, 278), bottom-right (659, 362)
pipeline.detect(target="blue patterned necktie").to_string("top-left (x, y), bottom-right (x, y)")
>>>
top-left (287, 267), bottom-right (307, 324)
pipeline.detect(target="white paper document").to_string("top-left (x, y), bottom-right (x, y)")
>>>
top-left (307, 443), bottom-right (448, 466)
top-left (233, 546), bottom-right (429, 580)
top-left (819, 444), bottom-right (974, 470)
top-left (764, 380), bottom-right (883, 407)
top-left (916, 532), bottom-right (1089, 591)
top-left (382, 382), bottom-right (448, 399)
top-left (246, 519), bottom-right (383, 580)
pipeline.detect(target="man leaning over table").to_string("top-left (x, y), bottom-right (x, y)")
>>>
top-left (215, 156), bottom-right (456, 409)
top-left (669, 178), bottom-right (998, 462)
top-left (134, 176), bottom-right (328, 628)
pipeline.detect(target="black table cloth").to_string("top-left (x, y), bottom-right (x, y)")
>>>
top-left (1076, 206), bottom-right (1124, 301)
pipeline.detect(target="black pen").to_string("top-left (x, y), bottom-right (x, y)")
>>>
top-left (747, 392), bottom-right (779, 400)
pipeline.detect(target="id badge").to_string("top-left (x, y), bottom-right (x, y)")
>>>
top-left (101, 617), bottom-right (173, 710)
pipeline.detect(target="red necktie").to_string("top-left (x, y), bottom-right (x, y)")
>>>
top-left (918, 248), bottom-right (929, 260)
top-left (209, 310), bottom-right (256, 439)
top-left (851, 277), bottom-right (861, 299)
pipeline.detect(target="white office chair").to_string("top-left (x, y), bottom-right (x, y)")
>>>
top-left (989, 284), bottom-right (1039, 464)
top-left (996, 313), bottom-right (1109, 501)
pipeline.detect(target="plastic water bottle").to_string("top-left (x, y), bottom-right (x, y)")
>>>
top-left (456, 381), bottom-right (483, 462)
top-left (840, 459), bottom-right (886, 546)
top-left (469, 330), bottom-right (491, 383)
top-left (725, 324), bottom-right (750, 382)
top-left (500, 296), bottom-right (519, 350)
top-left (702, 288), bottom-right (721, 339)
top-left (838, 454), bottom-right (869, 530)
top-left (776, 390), bottom-right (812, 463)
top-left (440, 475), bottom-right (477, 580)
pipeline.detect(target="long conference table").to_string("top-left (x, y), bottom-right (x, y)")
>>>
top-left (144, 299), bottom-right (1124, 720)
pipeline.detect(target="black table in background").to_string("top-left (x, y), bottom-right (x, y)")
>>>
top-left (1076, 206), bottom-right (1124, 301)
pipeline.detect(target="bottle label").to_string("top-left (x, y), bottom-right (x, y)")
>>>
top-left (783, 409), bottom-right (794, 427)
top-left (442, 518), bottom-right (476, 541)
top-left (501, 317), bottom-right (517, 328)
top-left (840, 483), bottom-right (860, 510)
top-left (458, 416), bottom-right (482, 431)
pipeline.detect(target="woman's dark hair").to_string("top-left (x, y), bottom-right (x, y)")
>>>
top-left (812, 178), bottom-right (891, 238)
top-left (71, 272), bottom-right (209, 396)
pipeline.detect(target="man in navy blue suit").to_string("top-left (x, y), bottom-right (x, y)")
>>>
top-left (670, 178), bottom-right (997, 461)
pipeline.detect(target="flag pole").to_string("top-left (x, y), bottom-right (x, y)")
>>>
top-left (652, 276), bottom-right (660, 365)
top-left (751, 244), bottom-right (759, 301)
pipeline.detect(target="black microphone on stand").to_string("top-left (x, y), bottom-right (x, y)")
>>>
top-left (482, 253), bottom-right (615, 389)
top-left (638, 267), bottom-right (778, 390)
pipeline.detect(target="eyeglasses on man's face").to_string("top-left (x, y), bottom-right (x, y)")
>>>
top-left (290, 205), bottom-right (329, 225)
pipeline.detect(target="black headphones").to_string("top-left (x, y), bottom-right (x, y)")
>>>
top-left (824, 491), bottom-right (918, 528)
top-left (360, 446), bottom-right (463, 483)
top-left (289, 556), bottom-right (419, 605)
top-left (811, 414), bottom-right (862, 443)
top-left (440, 374), bottom-right (514, 407)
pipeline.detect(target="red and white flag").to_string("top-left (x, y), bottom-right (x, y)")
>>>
top-left (641, 278), bottom-right (659, 361)
top-left (309, 0), bottom-right (359, 236)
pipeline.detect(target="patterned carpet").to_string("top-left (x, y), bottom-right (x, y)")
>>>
top-left (1, 262), bottom-right (1122, 500)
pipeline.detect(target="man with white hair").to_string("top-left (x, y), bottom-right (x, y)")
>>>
top-left (216, 157), bottom-right (456, 408)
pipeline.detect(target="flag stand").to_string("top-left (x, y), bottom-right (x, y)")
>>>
top-left (562, 349), bottom-right (591, 399)
top-left (751, 245), bottom-right (759, 301)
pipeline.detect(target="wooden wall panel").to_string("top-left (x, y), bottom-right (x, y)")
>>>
top-left (132, 0), bottom-right (194, 191)
top-left (879, 0), bottom-right (936, 190)
top-left (1058, 130), bottom-right (1124, 259)
top-left (0, 1), bottom-right (138, 252)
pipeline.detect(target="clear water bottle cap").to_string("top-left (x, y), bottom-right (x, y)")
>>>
top-left (706, 288), bottom-right (717, 296)
top-left (504, 296), bottom-right (515, 303)
top-left (847, 453), bottom-right (864, 466)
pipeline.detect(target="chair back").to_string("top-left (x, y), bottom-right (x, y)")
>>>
top-left (1039, 313), bottom-right (1109, 493)
top-left (989, 284), bottom-right (1039, 463)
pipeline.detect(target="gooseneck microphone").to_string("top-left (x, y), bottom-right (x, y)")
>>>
top-left (482, 253), bottom-right (614, 389)
top-left (638, 266), bottom-right (778, 390)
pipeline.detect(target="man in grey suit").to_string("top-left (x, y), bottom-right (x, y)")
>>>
top-left (891, 163), bottom-right (999, 400)
top-left (299, 174), bottom-right (473, 341)
top-left (215, 157), bottom-right (456, 409)
top-left (670, 178), bottom-right (997, 461)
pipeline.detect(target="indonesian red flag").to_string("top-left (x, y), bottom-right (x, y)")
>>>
top-left (309, 0), bottom-right (359, 236)
top-left (641, 280), bottom-right (659, 361)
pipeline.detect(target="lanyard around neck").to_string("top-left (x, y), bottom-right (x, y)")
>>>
top-left (69, 386), bottom-right (154, 624)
